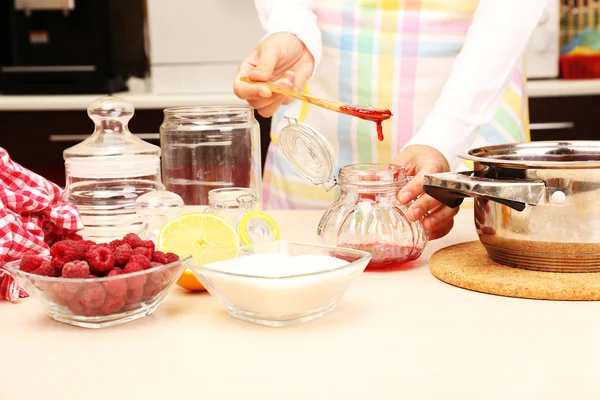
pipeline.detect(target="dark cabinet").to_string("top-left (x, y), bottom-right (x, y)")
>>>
top-left (528, 95), bottom-right (600, 141)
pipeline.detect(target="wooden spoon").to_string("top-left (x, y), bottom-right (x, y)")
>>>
top-left (240, 76), bottom-right (392, 141)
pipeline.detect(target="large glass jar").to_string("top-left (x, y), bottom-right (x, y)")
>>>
top-left (160, 106), bottom-right (262, 206)
top-left (62, 96), bottom-right (164, 242)
top-left (277, 117), bottom-right (428, 270)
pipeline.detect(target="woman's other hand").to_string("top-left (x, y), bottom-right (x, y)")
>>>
top-left (233, 32), bottom-right (315, 117)
top-left (392, 145), bottom-right (459, 240)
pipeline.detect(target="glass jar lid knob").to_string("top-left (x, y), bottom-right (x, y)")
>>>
top-left (278, 117), bottom-right (337, 191)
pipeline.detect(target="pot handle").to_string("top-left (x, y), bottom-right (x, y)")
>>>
top-left (423, 172), bottom-right (546, 212)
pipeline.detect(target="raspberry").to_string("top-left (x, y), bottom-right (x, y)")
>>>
top-left (64, 232), bottom-right (83, 241)
top-left (62, 260), bottom-right (90, 279)
top-left (52, 282), bottom-right (80, 302)
top-left (77, 282), bottom-right (106, 309)
top-left (123, 262), bottom-right (147, 289)
top-left (152, 251), bottom-right (179, 265)
top-left (150, 261), bottom-right (162, 268)
top-left (143, 282), bottom-right (162, 300)
top-left (67, 299), bottom-right (85, 315)
top-left (86, 245), bottom-right (115, 275)
top-left (123, 233), bottom-right (144, 248)
top-left (51, 257), bottom-right (69, 270)
top-left (149, 269), bottom-right (172, 288)
top-left (84, 308), bottom-right (102, 317)
top-left (129, 254), bottom-right (151, 270)
top-left (165, 253), bottom-right (179, 264)
top-left (114, 244), bottom-right (133, 267)
top-left (79, 240), bottom-right (97, 253)
top-left (132, 246), bottom-right (152, 261)
top-left (101, 295), bottom-right (125, 315)
top-left (143, 240), bottom-right (156, 253)
top-left (108, 239), bottom-right (125, 251)
top-left (34, 261), bottom-right (59, 277)
top-left (50, 240), bottom-right (84, 266)
top-left (19, 251), bottom-right (44, 273)
top-left (104, 269), bottom-right (127, 298)
top-left (125, 287), bottom-right (143, 304)
top-left (109, 267), bottom-right (123, 275)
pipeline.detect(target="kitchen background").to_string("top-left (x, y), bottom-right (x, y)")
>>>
top-left (0, 0), bottom-right (597, 187)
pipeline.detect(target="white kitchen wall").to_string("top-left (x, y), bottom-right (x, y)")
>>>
top-left (146, 0), bottom-right (265, 94)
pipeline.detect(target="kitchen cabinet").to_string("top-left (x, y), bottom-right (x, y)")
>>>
top-left (528, 95), bottom-right (600, 141)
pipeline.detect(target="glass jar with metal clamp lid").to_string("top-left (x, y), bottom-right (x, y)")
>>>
top-left (277, 117), bottom-right (427, 270)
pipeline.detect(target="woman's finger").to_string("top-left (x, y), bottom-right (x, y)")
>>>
top-left (257, 99), bottom-right (286, 118)
top-left (398, 168), bottom-right (436, 205)
top-left (422, 204), bottom-right (460, 233)
top-left (254, 75), bottom-right (296, 116)
top-left (234, 77), bottom-right (272, 100)
top-left (248, 95), bottom-right (287, 110)
top-left (427, 219), bottom-right (454, 241)
top-left (406, 193), bottom-right (443, 222)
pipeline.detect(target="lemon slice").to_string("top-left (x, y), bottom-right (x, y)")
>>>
top-left (237, 211), bottom-right (280, 245)
top-left (157, 212), bottom-right (240, 266)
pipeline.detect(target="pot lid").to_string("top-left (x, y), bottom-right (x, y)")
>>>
top-left (278, 117), bottom-right (337, 189)
top-left (458, 141), bottom-right (600, 169)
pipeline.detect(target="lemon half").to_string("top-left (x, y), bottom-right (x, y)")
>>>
top-left (157, 212), bottom-right (240, 291)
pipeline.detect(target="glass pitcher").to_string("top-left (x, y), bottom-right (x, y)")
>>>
top-left (277, 117), bottom-right (428, 270)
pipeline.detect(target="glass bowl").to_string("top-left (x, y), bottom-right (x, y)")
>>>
top-left (187, 241), bottom-right (371, 327)
top-left (4, 256), bottom-right (191, 329)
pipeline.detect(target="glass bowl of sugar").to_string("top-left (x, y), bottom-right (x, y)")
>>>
top-left (186, 241), bottom-right (371, 326)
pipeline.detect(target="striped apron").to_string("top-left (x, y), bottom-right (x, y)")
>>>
top-left (262, 0), bottom-right (530, 210)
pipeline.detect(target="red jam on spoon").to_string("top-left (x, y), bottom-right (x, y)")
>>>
top-left (339, 106), bottom-right (393, 141)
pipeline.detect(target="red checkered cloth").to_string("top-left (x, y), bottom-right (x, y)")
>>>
top-left (0, 147), bottom-right (83, 301)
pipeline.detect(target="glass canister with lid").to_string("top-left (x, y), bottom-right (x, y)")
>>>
top-left (62, 96), bottom-right (164, 242)
top-left (160, 105), bottom-right (262, 207)
top-left (277, 117), bottom-right (428, 270)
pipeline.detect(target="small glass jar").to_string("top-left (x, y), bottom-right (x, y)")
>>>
top-left (160, 106), bottom-right (262, 206)
top-left (208, 187), bottom-right (279, 245)
top-left (208, 187), bottom-right (259, 227)
top-left (277, 117), bottom-right (428, 270)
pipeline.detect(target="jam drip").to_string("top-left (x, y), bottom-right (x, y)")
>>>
top-left (339, 105), bottom-right (393, 141)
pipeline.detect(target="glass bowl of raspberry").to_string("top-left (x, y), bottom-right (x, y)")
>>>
top-left (3, 233), bottom-right (191, 329)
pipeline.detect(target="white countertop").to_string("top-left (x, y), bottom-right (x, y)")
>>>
top-left (0, 91), bottom-right (244, 111)
top-left (2, 204), bottom-right (599, 400)
top-left (0, 79), bottom-right (600, 112)
top-left (527, 78), bottom-right (600, 97)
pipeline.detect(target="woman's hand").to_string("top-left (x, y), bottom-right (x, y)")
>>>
top-left (233, 32), bottom-right (315, 117)
top-left (392, 145), bottom-right (460, 240)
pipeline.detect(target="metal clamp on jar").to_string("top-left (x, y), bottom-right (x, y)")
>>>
top-left (423, 141), bottom-right (600, 273)
top-left (277, 117), bottom-right (427, 270)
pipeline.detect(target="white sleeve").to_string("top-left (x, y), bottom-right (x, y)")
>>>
top-left (403, 0), bottom-right (549, 171)
top-left (254, 0), bottom-right (323, 72)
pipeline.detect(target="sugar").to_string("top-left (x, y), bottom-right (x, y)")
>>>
top-left (205, 253), bottom-right (349, 277)
top-left (200, 253), bottom-right (360, 319)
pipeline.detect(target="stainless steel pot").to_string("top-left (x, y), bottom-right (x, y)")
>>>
top-left (423, 141), bottom-right (600, 273)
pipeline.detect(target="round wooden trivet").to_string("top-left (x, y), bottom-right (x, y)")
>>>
top-left (430, 241), bottom-right (600, 301)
